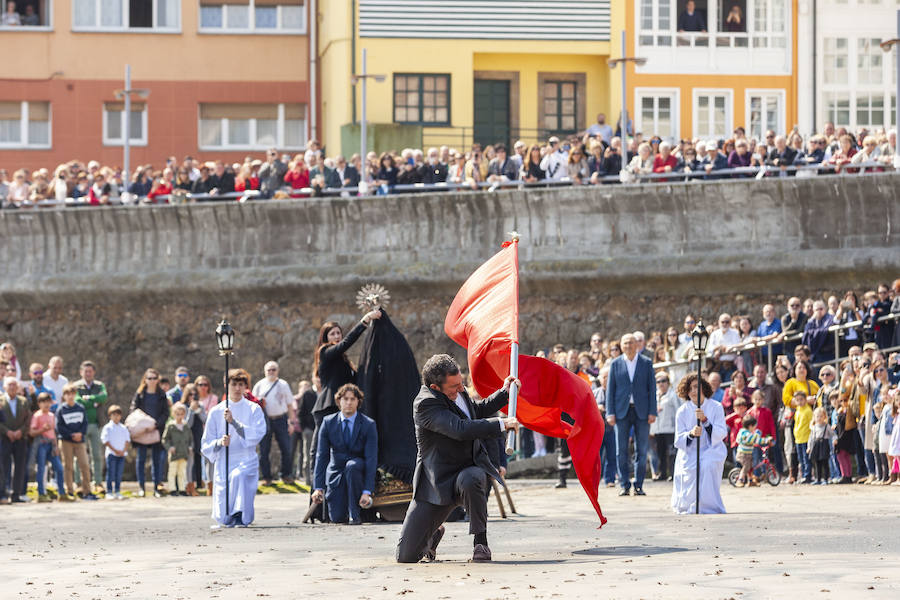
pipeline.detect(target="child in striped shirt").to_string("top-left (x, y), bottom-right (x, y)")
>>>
top-left (735, 415), bottom-right (772, 487)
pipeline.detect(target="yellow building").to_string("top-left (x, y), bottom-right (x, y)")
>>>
top-left (317, 0), bottom-right (801, 156)
top-left (318, 1), bottom-right (617, 155)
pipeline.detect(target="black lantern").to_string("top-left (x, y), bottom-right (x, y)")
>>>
top-left (691, 320), bottom-right (709, 354)
top-left (215, 318), bottom-right (235, 355)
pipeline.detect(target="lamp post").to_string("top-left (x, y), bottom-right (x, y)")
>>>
top-left (879, 11), bottom-right (900, 169)
top-left (351, 48), bottom-right (386, 195)
top-left (607, 31), bottom-right (647, 182)
top-left (112, 64), bottom-right (150, 186)
top-left (690, 320), bottom-right (709, 515)
top-left (215, 318), bottom-right (235, 509)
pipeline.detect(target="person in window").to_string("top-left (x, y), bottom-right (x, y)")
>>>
top-left (724, 4), bottom-right (743, 32)
top-left (2, 1), bottom-right (20, 25)
top-left (22, 4), bottom-right (37, 25)
top-left (678, 0), bottom-right (707, 33)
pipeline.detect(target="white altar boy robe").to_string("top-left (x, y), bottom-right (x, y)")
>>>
top-left (671, 398), bottom-right (727, 515)
top-left (201, 397), bottom-right (266, 526)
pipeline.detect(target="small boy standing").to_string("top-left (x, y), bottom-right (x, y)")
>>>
top-left (56, 383), bottom-right (96, 500)
top-left (792, 390), bottom-right (814, 484)
top-left (163, 403), bottom-right (193, 496)
top-left (100, 405), bottom-right (131, 499)
top-left (29, 393), bottom-right (66, 502)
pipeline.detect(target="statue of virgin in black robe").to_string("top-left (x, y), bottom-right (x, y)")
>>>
top-left (356, 310), bottom-right (419, 484)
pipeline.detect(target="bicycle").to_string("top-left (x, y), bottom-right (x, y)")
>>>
top-left (728, 441), bottom-right (781, 487)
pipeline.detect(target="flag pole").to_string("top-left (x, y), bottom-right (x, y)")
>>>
top-left (505, 232), bottom-right (520, 456)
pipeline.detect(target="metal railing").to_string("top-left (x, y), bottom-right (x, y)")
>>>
top-left (4, 160), bottom-right (895, 209)
top-left (652, 313), bottom-right (900, 386)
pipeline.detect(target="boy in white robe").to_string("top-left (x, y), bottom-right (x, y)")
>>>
top-left (671, 373), bottom-right (727, 514)
top-left (201, 368), bottom-right (267, 527)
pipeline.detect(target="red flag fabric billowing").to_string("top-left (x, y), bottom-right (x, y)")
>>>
top-left (444, 242), bottom-right (607, 525)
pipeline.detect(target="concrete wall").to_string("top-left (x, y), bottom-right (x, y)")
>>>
top-left (0, 173), bottom-right (897, 404)
top-left (2, 172), bottom-right (898, 307)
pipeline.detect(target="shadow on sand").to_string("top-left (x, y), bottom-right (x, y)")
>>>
top-left (573, 545), bottom-right (689, 557)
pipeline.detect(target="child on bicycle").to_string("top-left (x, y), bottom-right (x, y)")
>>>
top-left (808, 406), bottom-right (835, 484)
top-left (735, 415), bottom-right (771, 487)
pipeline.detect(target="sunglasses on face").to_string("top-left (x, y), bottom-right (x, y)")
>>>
top-left (146, 376), bottom-right (158, 381)
top-left (198, 382), bottom-right (209, 387)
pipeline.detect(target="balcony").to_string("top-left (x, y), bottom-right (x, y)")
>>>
top-left (636, 0), bottom-right (791, 75)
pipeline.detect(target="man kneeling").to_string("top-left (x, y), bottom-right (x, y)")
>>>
top-left (396, 354), bottom-right (519, 563)
top-left (312, 384), bottom-right (377, 524)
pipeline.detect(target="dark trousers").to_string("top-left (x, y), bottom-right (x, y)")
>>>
top-left (326, 457), bottom-right (365, 523)
top-left (136, 443), bottom-right (166, 490)
top-left (396, 466), bottom-right (489, 563)
top-left (291, 428), bottom-right (314, 484)
top-left (654, 432), bottom-right (675, 479)
top-left (106, 455), bottom-right (124, 493)
top-left (814, 458), bottom-right (830, 482)
top-left (601, 424), bottom-right (616, 484)
top-left (191, 426), bottom-right (204, 485)
top-left (614, 406), bottom-right (650, 491)
top-left (260, 414), bottom-right (290, 481)
top-left (0, 438), bottom-right (27, 499)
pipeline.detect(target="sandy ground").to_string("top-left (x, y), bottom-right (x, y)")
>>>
top-left (2, 479), bottom-right (898, 600)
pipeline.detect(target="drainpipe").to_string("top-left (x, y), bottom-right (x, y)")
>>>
top-left (812, 0), bottom-right (817, 133)
top-left (309, 0), bottom-right (318, 143)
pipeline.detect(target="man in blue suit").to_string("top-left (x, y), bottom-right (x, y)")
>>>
top-left (313, 383), bottom-right (378, 524)
top-left (606, 333), bottom-right (657, 496)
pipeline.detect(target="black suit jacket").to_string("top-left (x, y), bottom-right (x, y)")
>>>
top-left (411, 385), bottom-right (508, 506)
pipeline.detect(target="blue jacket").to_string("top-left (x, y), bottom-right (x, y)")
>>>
top-left (606, 354), bottom-right (657, 420)
top-left (314, 411), bottom-right (378, 494)
top-left (56, 402), bottom-right (88, 442)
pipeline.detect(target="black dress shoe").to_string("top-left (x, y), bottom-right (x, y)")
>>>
top-left (633, 488), bottom-right (646, 496)
top-left (424, 525), bottom-right (445, 561)
top-left (348, 519), bottom-right (362, 526)
top-left (471, 543), bottom-right (492, 562)
top-left (618, 488), bottom-right (630, 497)
top-left (554, 481), bottom-right (567, 489)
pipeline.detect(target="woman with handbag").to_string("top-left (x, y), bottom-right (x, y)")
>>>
top-left (130, 368), bottom-right (171, 497)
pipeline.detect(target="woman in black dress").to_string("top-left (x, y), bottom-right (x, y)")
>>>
top-left (130, 368), bottom-right (171, 498)
top-left (309, 309), bottom-right (381, 519)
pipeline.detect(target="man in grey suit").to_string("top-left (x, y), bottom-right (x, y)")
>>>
top-left (396, 354), bottom-right (519, 563)
top-left (606, 334), bottom-right (657, 496)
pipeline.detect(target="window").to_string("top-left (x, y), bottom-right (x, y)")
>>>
top-left (856, 93), bottom-right (885, 127)
top-left (639, 0), bottom-right (672, 46)
top-left (103, 102), bottom-right (147, 146)
top-left (199, 0), bottom-right (305, 33)
top-left (823, 37), bottom-right (849, 84)
top-left (392, 74), bottom-right (450, 125)
top-left (857, 38), bottom-right (883, 85)
top-left (72, 0), bottom-right (179, 30)
top-left (635, 89), bottom-right (678, 142)
top-left (746, 90), bottom-right (784, 140)
top-left (198, 103), bottom-right (306, 149)
top-left (0, 101), bottom-right (50, 148)
top-left (824, 92), bottom-right (850, 127)
top-left (542, 80), bottom-right (578, 135)
top-left (693, 90), bottom-right (731, 138)
top-left (1, 0), bottom-right (53, 27)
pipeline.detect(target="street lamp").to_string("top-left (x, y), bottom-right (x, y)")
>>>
top-left (351, 48), bottom-right (386, 195)
top-left (608, 31), bottom-right (647, 182)
top-left (112, 64), bottom-right (150, 188)
top-left (879, 11), bottom-right (900, 169)
top-left (690, 320), bottom-right (709, 515)
top-left (215, 318), bottom-right (235, 509)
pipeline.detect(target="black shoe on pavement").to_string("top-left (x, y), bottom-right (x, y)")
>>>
top-left (633, 488), bottom-right (646, 496)
top-left (471, 543), bottom-right (492, 562)
top-left (618, 488), bottom-right (630, 497)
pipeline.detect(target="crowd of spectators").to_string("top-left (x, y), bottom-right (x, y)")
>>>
top-left (2, 281), bottom-right (897, 505)
top-left (1, 118), bottom-right (897, 209)
top-left (518, 280), bottom-right (900, 489)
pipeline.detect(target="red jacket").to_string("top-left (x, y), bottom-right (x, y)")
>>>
top-left (652, 154), bottom-right (678, 173)
top-left (725, 411), bottom-right (744, 447)
top-left (748, 405), bottom-right (775, 439)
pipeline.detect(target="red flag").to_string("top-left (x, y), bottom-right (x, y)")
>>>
top-left (445, 242), bottom-right (607, 526)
